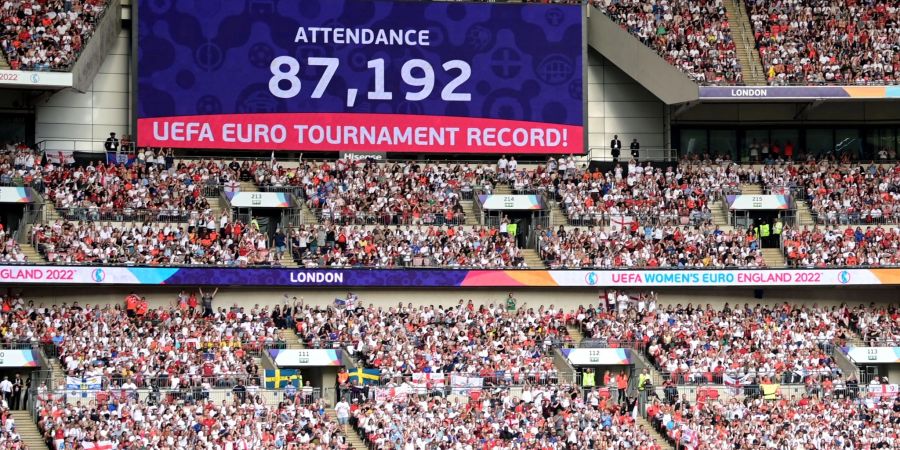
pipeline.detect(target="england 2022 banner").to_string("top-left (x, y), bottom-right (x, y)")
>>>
top-left (136, 0), bottom-right (585, 154)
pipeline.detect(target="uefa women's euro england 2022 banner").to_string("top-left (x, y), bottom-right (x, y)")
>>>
top-left (136, 0), bottom-right (585, 154)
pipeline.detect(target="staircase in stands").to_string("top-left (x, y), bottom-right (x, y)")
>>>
top-left (278, 329), bottom-right (305, 349)
top-left (566, 324), bottom-right (585, 346)
top-left (723, 0), bottom-right (767, 85)
top-left (635, 416), bottom-right (675, 450)
top-left (9, 410), bottom-right (45, 449)
top-left (761, 248), bottom-right (787, 267)
top-left (325, 409), bottom-right (367, 450)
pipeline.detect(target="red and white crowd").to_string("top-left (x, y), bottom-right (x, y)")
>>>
top-left (0, 405), bottom-right (27, 449)
top-left (1, 297), bottom-right (286, 388)
top-left (0, 0), bottom-right (108, 70)
top-left (288, 224), bottom-right (525, 268)
top-left (850, 304), bottom-right (900, 346)
top-left (576, 293), bottom-right (858, 384)
top-left (781, 225), bottom-right (900, 267)
top-left (762, 162), bottom-right (900, 225)
top-left (538, 225), bottom-right (765, 268)
top-left (0, 228), bottom-right (26, 263)
top-left (30, 217), bottom-right (278, 266)
top-left (650, 393), bottom-right (899, 449)
top-left (594, 0), bottom-right (743, 84)
top-left (352, 385), bottom-right (665, 450)
top-left (35, 394), bottom-right (350, 449)
top-left (747, 0), bottom-right (900, 85)
top-left (294, 300), bottom-right (568, 384)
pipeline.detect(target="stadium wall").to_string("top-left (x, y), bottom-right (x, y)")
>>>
top-left (33, 29), bottom-right (131, 149)
top-left (587, 49), bottom-right (666, 150)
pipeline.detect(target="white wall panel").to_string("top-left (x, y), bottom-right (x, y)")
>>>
top-left (586, 49), bottom-right (666, 152)
top-left (35, 29), bottom-right (131, 151)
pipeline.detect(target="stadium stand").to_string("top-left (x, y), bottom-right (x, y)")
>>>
top-left (351, 385), bottom-right (666, 449)
top-left (576, 292), bottom-right (854, 384)
top-left (538, 225), bottom-right (765, 268)
top-left (0, 0), bottom-right (109, 70)
top-left (649, 393), bottom-right (899, 448)
top-left (594, 0), bottom-right (744, 84)
top-left (746, 0), bottom-right (900, 85)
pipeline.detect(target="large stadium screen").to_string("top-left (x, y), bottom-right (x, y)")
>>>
top-left (135, 0), bottom-right (584, 154)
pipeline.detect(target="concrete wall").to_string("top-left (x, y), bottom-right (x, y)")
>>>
top-left (587, 49), bottom-right (667, 153)
top-left (34, 28), bottom-right (131, 151)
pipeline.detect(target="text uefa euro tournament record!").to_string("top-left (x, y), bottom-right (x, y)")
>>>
top-left (136, 0), bottom-right (584, 154)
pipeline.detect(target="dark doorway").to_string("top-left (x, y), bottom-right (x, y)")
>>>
top-left (748, 211), bottom-right (782, 248)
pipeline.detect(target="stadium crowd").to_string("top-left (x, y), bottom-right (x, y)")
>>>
top-left (30, 217), bottom-right (279, 266)
top-left (352, 385), bottom-right (664, 450)
top-left (0, 0), bottom-right (109, 70)
top-left (852, 304), bottom-right (900, 346)
top-left (0, 294), bottom-right (286, 388)
top-left (34, 393), bottom-right (349, 449)
top-left (594, 0), bottom-right (743, 84)
top-left (746, 0), bottom-right (900, 85)
top-left (538, 225), bottom-right (765, 268)
top-left (781, 225), bottom-right (900, 267)
top-left (576, 292), bottom-right (858, 384)
top-left (761, 162), bottom-right (900, 225)
top-left (649, 392), bottom-right (900, 449)
top-left (295, 299), bottom-right (567, 384)
top-left (288, 224), bottom-right (525, 268)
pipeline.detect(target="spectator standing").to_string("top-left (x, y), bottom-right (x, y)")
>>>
top-left (630, 138), bottom-right (640, 161)
top-left (199, 287), bottom-right (218, 317)
top-left (611, 135), bottom-right (622, 161)
top-left (104, 132), bottom-right (119, 152)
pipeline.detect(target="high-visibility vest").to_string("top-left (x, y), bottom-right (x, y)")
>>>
top-left (773, 221), bottom-right (783, 235)
top-left (638, 374), bottom-right (650, 391)
top-left (582, 371), bottom-right (595, 387)
top-left (760, 224), bottom-right (770, 237)
top-left (507, 223), bottom-right (518, 236)
top-left (754, 227), bottom-right (760, 239)
top-left (761, 383), bottom-right (779, 400)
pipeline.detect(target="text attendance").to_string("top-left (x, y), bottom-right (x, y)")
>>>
top-left (294, 27), bottom-right (430, 46)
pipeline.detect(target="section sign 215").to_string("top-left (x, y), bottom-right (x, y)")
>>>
top-left (136, 0), bottom-right (584, 154)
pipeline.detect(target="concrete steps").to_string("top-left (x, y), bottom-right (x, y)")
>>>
top-left (460, 200), bottom-right (479, 225)
top-left (8, 410), bottom-right (46, 450)
top-left (325, 409), bottom-right (367, 450)
top-left (239, 181), bottom-right (259, 192)
top-left (494, 184), bottom-right (512, 195)
top-left (520, 248), bottom-right (546, 268)
top-left (278, 328), bottom-right (305, 349)
top-left (550, 201), bottom-right (568, 227)
top-left (635, 416), bottom-right (675, 450)
top-left (794, 200), bottom-right (816, 226)
top-left (19, 241), bottom-right (46, 264)
top-left (740, 183), bottom-right (763, 194)
top-left (761, 248), bottom-right (787, 268)
top-left (723, 0), bottom-right (767, 85)
top-left (48, 358), bottom-right (65, 389)
top-left (566, 324), bottom-right (585, 345)
top-left (710, 200), bottom-right (730, 227)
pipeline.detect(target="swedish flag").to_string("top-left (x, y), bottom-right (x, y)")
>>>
top-left (347, 368), bottom-right (381, 385)
top-left (265, 369), bottom-right (302, 389)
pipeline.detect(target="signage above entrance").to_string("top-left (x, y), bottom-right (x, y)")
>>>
top-left (478, 195), bottom-right (543, 210)
top-left (727, 195), bottom-right (790, 210)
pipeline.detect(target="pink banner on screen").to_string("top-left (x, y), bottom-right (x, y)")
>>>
top-left (137, 113), bottom-right (584, 154)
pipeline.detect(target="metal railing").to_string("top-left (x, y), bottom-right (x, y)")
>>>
top-left (588, 147), bottom-right (677, 162)
top-left (51, 207), bottom-right (196, 223)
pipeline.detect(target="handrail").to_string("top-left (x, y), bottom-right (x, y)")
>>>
top-left (587, 147), bottom-right (677, 162)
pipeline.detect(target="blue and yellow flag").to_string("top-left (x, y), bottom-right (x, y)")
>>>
top-left (265, 369), bottom-right (302, 389)
top-left (347, 368), bottom-right (381, 385)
